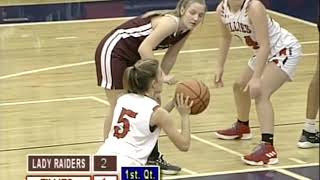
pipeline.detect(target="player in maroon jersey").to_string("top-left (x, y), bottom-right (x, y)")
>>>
top-left (95, 0), bottom-right (206, 174)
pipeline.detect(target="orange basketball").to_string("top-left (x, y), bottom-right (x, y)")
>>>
top-left (175, 80), bottom-right (210, 115)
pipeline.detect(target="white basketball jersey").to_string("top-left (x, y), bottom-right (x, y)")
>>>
top-left (219, 0), bottom-right (299, 56)
top-left (101, 93), bottom-right (160, 165)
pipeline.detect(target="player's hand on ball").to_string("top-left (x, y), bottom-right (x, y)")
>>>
top-left (176, 93), bottom-right (193, 115)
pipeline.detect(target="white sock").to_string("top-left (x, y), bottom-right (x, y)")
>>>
top-left (304, 119), bottom-right (317, 133)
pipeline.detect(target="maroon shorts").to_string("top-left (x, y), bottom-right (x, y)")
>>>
top-left (95, 38), bottom-right (131, 90)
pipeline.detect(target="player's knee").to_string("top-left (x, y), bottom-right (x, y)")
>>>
top-left (254, 90), bottom-right (271, 102)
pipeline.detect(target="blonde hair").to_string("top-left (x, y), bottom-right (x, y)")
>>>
top-left (123, 59), bottom-right (159, 94)
top-left (142, 0), bottom-right (207, 18)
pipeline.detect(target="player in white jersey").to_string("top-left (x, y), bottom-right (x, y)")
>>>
top-left (213, 0), bottom-right (302, 165)
top-left (297, 23), bottom-right (319, 149)
top-left (97, 59), bottom-right (193, 171)
top-left (297, 57), bottom-right (319, 149)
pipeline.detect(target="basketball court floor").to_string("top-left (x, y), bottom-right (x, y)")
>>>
top-left (0, 3), bottom-right (319, 180)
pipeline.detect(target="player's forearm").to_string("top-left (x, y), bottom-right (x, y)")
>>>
top-left (161, 54), bottom-right (178, 75)
top-left (179, 115), bottom-right (191, 151)
top-left (252, 44), bottom-right (270, 78)
top-left (161, 39), bottom-right (185, 74)
top-left (163, 99), bottom-right (175, 112)
top-left (217, 38), bottom-right (231, 68)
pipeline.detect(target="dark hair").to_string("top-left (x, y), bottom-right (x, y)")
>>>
top-left (123, 59), bottom-right (160, 94)
top-left (142, 0), bottom-right (207, 18)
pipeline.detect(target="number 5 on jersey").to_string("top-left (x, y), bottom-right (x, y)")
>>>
top-left (113, 108), bottom-right (138, 139)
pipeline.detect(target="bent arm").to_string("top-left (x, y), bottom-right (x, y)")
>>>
top-left (163, 99), bottom-right (175, 112)
top-left (161, 33), bottom-right (190, 74)
top-left (216, 3), bottom-right (232, 69)
top-left (138, 16), bottom-right (177, 60)
top-left (151, 108), bottom-right (190, 151)
top-left (248, 1), bottom-right (270, 78)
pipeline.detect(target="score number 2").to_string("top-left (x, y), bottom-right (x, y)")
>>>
top-left (93, 156), bottom-right (117, 172)
top-left (100, 157), bottom-right (108, 169)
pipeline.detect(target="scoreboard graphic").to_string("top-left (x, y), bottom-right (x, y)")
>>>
top-left (26, 155), bottom-right (159, 180)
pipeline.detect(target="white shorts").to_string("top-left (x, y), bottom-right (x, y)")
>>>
top-left (248, 43), bottom-right (302, 80)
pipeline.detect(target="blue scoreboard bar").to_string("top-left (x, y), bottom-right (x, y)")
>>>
top-left (121, 166), bottom-right (160, 180)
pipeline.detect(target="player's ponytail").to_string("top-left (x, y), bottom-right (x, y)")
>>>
top-left (123, 59), bottom-right (159, 94)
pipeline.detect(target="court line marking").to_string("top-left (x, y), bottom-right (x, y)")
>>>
top-left (0, 96), bottom-right (92, 106)
top-left (289, 158), bottom-right (307, 164)
top-left (89, 96), bottom-right (110, 106)
top-left (0, 41), bottom-right (318, 80)
top-left (182, 168), bottom-right (198, 175)
top-left (267, 10), bottom-right (317, 27)
top-left (55, 36), bottom-right (78, 40)
top-left (191, 135), bottom-right (243, 156)
top-left (0, 96), bottom-right (101, 132)
top-left (163, 163), bottom-right (319, 180)
top-left (0, 61), bottom-right (92, 80)
top-left (0, 125), bottom-right (51, 132)
top-left (155, 41), bottom-right (318, 56)
top-left (303, 53), bottom-right (318, 57)
top-left (0, 140), bottom-right (102, 152)
top-left (0, 16), bottom-right (131, 27)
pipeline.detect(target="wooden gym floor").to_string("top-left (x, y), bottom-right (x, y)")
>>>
top-left (0, 5), bottom-right (319, 180)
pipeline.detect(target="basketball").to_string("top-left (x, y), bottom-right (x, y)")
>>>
top-left (175, 80), bottom-right (210, 115)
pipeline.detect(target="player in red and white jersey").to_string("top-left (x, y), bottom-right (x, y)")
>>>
top-left (213, 0), bottom-right (302, 165)
top-left (95, 0), bottom-right (206, 174)
top-left (98, 93), bottom-right (161, 165)
top-left (218, 0), bottom-right (300, 58)
top-left (97, 59), bottom-right (193, 169)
